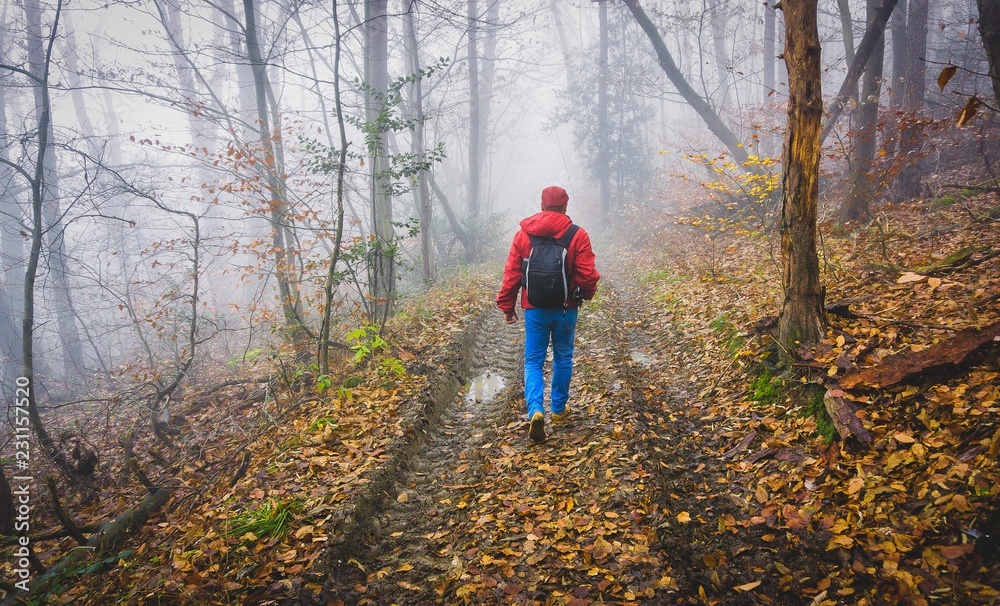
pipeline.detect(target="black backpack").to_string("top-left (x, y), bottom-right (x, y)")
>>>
top-left (521, 225), bottom-right (580, 308)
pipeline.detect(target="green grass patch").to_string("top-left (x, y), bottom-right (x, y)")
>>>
top-left (226, 498), bottom-right (301, 542)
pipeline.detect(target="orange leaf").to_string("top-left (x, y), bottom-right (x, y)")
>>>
top-left (937, 65), bottom-right (957, 91)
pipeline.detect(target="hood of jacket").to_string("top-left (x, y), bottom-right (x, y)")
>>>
top-left (519, 211), bottom-right (573, 238)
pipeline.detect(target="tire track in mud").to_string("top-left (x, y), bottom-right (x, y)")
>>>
top-left (327, 313), bottom-right (525, 604)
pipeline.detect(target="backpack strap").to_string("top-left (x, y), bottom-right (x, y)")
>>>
top-left (555, 224), bottom-right (580, 248)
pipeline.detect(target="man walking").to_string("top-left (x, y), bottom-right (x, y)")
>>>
top-left (497, 186), bottom-right (600, 443)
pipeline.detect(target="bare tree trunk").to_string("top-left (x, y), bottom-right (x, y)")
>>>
top-left (12, 0), bottom-right (74, 474)
top-left (598, 1), bottom-right (612, 212)
top-left (895, 0), bottom-right (927, 200)
top-left (477, 0), bottom-right (501, 214)
top-left (60, 12), bottom-right (100, 160)
top-left (467, 0), bottom-right (481, 216)
top-left (366, 0), bottom-right (394, 323)
top-left (709, 0), bottom-right (730, 112)
top-left (403, 1), bottom-right (434, 281)
top-left (837, 0), bottom-right (856, 66)
top-left (884, 0), bottom-right (907, 160)
top-left (0, 63), bottom-right (24, 393)
top-left (219, 0), bottom-right (258, 139)
top-left (428, 171), bottom-right (477, 261)
top-left (551, 0), bottom-right (576, 90)
top-left (844, 0), bottom-right (886, 223)
top-left (778, 0), bottom-right (826, 358)
top-left (980, 0), bottom-right (1000, 110)
top-left (242, 0), bottom-right (301, 333)
top-left (24, 0), bottom-right (84, 379)
top-left (762, 1), bottom-right (777, 156)
top-left (624, 0), bottom-right (754, 169)
top-left (820, 0), bottom-right (899, 144)
top-left (319, 0), bottom-right (351, 375)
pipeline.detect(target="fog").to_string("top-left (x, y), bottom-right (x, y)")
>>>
top-left (0, 0), bottom-right (993, 415)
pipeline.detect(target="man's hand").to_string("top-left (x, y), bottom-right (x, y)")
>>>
top-left (504, 310), bottom-right (518, 324)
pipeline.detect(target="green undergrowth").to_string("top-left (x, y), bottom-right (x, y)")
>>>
top-left (227, 498), bottom-right (302, 543)
top-left (800, 383), bottom-right (837, 443)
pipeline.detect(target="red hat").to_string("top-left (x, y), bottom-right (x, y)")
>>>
top-left (541, 186), bottom-right (569, 208)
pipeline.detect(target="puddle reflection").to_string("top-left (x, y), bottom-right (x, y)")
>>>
top-left (465, 372), bottom-right (506, 403)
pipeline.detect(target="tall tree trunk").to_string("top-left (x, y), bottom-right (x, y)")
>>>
top-left (820, 0), bottom-right (899, 144)
top-left (762, 1), bottom-right (777, 156)
top-left (0, 57), bottom-right (24, 393)
top-left (242, 0), bottom-right (300, 330)
top-left (624, 0), bottom-right (754, 169)
top-left (709, 0), bottom-right (730, 112)
top-left (476, 0), bottom-right (501, 214)
top-left (980, 0), bottom-right (1000, 110)
top-left (551, 0), bottom-right (576, 90)
top-left (885, 0), bottom-right (907, 160)
top-left (896, 0), bottom-right (927, 200)
top-left (837, 0), bottom-right (856, 67)
top-left (25, 0), bottom-right (83, 379)
top-left (365, 0), bottom-right (394, 323)
top-left (319, 0), bottom-right (350, 375)
top-left (778, 0), bottom-right (826, 358)
top-left (598, 1), bottom-right (612, 213)
top-left (18, 0), bottom-right (74, 473)
top-left (404, 0), bottom-right (434, 281)
top-left (60, 12), bottom-right (100, 160)
top-left (467, 0), bottom-right (481, 216)
top-left (844, 0), bottom-right (886, 223)
top-left (219, 0), bottom-right (258, 140)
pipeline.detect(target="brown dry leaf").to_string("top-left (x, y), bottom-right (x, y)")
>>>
top-left (735, 580), bottom-right (761, 592)
top-left (897, 272), bottom-right (926, 284)
top-left (677, 511), bottom-right (692, 524)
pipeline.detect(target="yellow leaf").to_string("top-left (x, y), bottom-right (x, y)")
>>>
top-left (847, 477), bottom-right (864, 495)
top-left (677, 511), bottom-right (692, 524)
top-left (957, 95), bottom-right (983, 127)
top-left (826, 535), bottom-right (854, 550)
top-left (828, 365), bottom-right (838, 377)
top-left (397, 562), bottom-right (414, 572)
top-left (836, 335), bottom-right (846, 347)
top-left (937, 65), bottom-right (958, 91)
top-left (736, 580), bottom-right (762, 591)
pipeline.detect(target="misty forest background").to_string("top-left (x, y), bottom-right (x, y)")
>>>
top-left (1, 0), bottom-right (1000, 603)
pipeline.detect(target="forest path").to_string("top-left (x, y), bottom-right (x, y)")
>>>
top-left (324, 272), bottom-right (824, 605)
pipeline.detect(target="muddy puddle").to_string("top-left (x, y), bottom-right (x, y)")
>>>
top-left (464, 371), bottom-right (506, 403)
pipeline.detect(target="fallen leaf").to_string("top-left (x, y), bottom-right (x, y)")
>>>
top-left (735, 580), bottom-right (761, 591)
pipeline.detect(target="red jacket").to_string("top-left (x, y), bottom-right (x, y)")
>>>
top-left (497, 211), bottom-right (600, 313)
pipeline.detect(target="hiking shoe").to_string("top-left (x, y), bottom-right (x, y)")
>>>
top-left (528, 411), bottom-right (546, 442)
top-left (551, 406), bottom-right (571, 425)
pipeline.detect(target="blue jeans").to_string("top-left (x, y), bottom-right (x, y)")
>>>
top-left (523, 307), bottom-right (578, 418)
